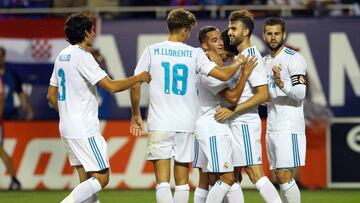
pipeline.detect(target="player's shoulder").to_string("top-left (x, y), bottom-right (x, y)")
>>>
top-left (283, 47), bottom-right (306, 63)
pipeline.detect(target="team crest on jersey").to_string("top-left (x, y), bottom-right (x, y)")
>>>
top-left (224, 162), bottom-right (229, 169)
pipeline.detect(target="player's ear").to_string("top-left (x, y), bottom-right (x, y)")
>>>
top-left (283, 32), bottom-right (287, 41)
top-left (201, 42), bottom-right (208, 50)
top-left (244, 28), bottom-right (250, 38)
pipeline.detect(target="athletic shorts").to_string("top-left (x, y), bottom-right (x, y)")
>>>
top-left (230, 121), bottom-right (263, 167)
top-left (61, 135), bottom-right (109, 172)
top-left (146, 131), bottom-right (194, 163)
top-left (266, 132), bottom-right (306, 170)
top-left (193, 116), bottom-right (233, 173)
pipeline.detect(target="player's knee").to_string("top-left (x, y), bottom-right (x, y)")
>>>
top-left (275, 169), bottom-right (293, 184)
top-left (245, 166), bottom-right (264, 183)
top-left (220, 173), bottom-right (235, 185)
top-left (208, 174), bottom-right (218, 186)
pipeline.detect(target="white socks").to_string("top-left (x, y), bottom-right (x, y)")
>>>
top-left (83, 193), bottom-right (100, 203)
top-left (255, 176), bottom-right (282, 203)
top-left (225, 182), bottom-right (244, 203)
top-left (174, 184), bottom-right (190, 203)
top-left (194, 187), bottom-right (208, 203)
top-left (61, 177), bottom-right (102, 203)
top-left (280, 179), bottom-right (300, 203)
top-left (205, 180), bottom-right (231, 203)
top-left (156, 182), bottom-right (173, 203)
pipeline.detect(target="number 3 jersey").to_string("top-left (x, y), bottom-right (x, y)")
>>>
top-left (263, 47), bottom-right (307, 134)
top-left (134, 41), bottom-right (216, 132)
top-left (49, 45), bottom-right (107, 138)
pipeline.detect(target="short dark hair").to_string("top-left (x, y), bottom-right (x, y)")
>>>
top-left (221, 29), bottom-right (238, 55)
top-left (167, 8), bottom-right (196, 33)
top-left (263, 17), bottom-right (285, 33)
top-left (198, 26), bottom-right (218, 44)
top-left (0, 47), bottom-right (5, 57)
top-left (64, 13), bottom-right (93, 45)
top-left (228, 10), bottom-right (254, 36)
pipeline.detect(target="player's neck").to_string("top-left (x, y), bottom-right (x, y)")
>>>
top-left (168, 34), bottom-right (185, 43)
top-left (237, 38), bottom-right (251, 53)
top-left (77, 42), bottom-right (89, 51)
top-left (0, 67), bottom-right (4, 75)
top-left (270, 45), bottom-right (284, 58)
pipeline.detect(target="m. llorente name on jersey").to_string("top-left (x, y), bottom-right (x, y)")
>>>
top-left (154, 48), bottom-right (192, 58)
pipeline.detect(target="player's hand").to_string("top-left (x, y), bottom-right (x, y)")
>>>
top-left (215, 107), bottom-right (234, 122)
top-left (138, 71), bottom-right (151, 83)
top-left (242, 56), bottom-right (258, 77)
top-left (272, 64), bottom-right (284, 88)
top-left (207, 50), bottom-right (223, 66)
top-left (130, 115), bottom-right (147, 136)
top-left (233, 54), bottom-right (247, 67)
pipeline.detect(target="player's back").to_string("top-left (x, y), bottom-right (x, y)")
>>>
top-left (51, 45), bottom-right (106, 138)
top-left (138, 41), bottom-right (215, 132)
top-left (264, 47), bottom-right (306, 134)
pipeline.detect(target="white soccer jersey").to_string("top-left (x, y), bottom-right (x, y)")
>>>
top-left (49, 45), bottom-right (107, 139)
top-left (197, 74), bottom-right (228, 117)
top-left (134, 41), bottom-right (216, 132)
top-left (264, 47), bottom-right (307, 134)
top-left (227, 46), bottom-right (268, 123)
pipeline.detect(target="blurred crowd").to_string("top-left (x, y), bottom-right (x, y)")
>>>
top-left (0, 0), bottom-right (359, 16)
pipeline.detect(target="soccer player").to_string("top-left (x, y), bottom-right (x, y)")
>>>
top-left (130, 8), bottom-right (244, 203)
top-left (262, 17), bottom-right (307, 203)
top-left (0, 47), bottom-right (22, 190)
top-left (194, 26), bottom-right (257, 203)
top-left (47, 13), bottom-right (150, 203)
top-left (215, 10), bottom-right (282, 203)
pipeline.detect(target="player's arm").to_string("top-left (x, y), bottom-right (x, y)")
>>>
top-left (208, 54), bottom-right (245, 81)
top-left (130, 47), bottom-right (151, 136)
top-left (130, 82), bottom-right (146, 136)
top-left (98, 72), bottom-right (150, 93)
top-left (47, 85), bottom-right (59, 112)
top-left (215, 85), bottom-right (269, 122)
top-left (273, 56), bottom-right (306, 102)
top-left (219, 56), bottom-right (257, 104)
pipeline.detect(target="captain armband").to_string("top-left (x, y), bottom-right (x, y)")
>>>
top-left (291, 74), bottom-right (306, 86)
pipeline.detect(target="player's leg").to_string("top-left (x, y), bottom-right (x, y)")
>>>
top-left (275, 169), bottom-right (299, 203)
top-left (272, 133), bottom-right (306, 203)
top-left (202, 134), bottom-right (234, 203)
top-left (194, 139), bottom-right (209, 203)
top-left (173, 132), bottom-right (194, 203)
top-left (152, 159), bottom-right (173, 203)
top-left (0, 126), bottom-right (21, 190)
top-left (194, 169), bottom-right (209, 203)
top-left (61, 136), bottom-right (109, 203)
top-left (147, 131), bottom-right (175, 203)
top-left (223, 167), bottom-right (244, 203)
top-left (237, 123), bottom-right (281, 203)
top-left (75, 166), bottom-right (100, 203)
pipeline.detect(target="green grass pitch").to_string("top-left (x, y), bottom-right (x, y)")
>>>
top-left (0, 189), bottom-right (359, 203)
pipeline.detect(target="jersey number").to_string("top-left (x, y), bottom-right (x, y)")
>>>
top-left (58, 69), bottom-right (66, 101)
top-left (161, 62), bottom-right (188, 95)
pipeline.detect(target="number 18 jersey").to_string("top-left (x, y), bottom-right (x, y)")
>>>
top-left (134, 41), bottom-right (216, 132)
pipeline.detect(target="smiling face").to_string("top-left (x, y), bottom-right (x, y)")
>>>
top-left (227, 21), bottom-right (247, 48)
top-left (263, 24), bottom-right (286, 52)
top-left (202, 29), bottom-right (224, 56)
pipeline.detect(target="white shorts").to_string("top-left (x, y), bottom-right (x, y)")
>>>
top-left (266, 132), bottom-right (306, 170)
top-left (146, 131), bottom-right (194, 163)
top-left (230, 122), bottom-right (263, 167)
top-left (193, 116), bottom-right (233, 173)
top-left (61, 135), bottom-right (109, 172)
